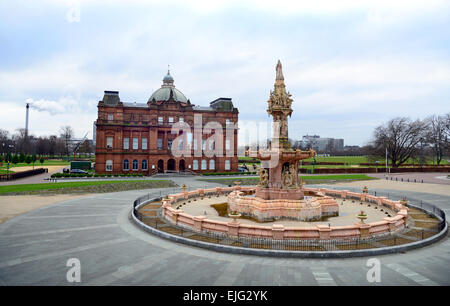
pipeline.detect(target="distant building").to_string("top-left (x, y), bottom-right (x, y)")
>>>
top-left (94, 70), bottom-right (239, 174)
top-left (295, 135), bottom-right (344, 153)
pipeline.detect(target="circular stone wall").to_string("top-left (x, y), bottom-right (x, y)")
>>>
top-left (160, 186), bottom-right (408, 241)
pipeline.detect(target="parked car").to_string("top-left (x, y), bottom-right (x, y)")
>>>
top-left (237, 166), bottom-right (249, 173)
top-left (70, 169), bottom-right (88, 174)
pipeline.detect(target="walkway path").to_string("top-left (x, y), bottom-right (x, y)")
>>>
top-left (0, 176), bottom-right (448, 285)
top-left (0, 166), bottom-right (66, 186)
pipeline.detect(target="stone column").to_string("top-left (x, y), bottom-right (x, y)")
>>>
top-left (272, 224), bottom-right (285, 240)
top-left (357, 223), bottom-right (371, 238)
top-left (172, 209), bottom-right (183, 225)
top-left (227, 221), bottom-right (240, 237)
top-left (316, 225), bottom-right (331, 240)
top-left (193, 216), bottom-right (207, 232)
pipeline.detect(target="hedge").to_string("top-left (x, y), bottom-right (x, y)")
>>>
top-left (202, 171), bottom-right (257, 176)
top-left (51, 173), bottom-right (144, 178)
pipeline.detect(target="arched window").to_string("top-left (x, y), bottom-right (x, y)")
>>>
top-left (193, 160), bottom-right (199, 170)
top-left (142, 160), bottom-right (148, 170)
top-left (209, 159), bottom-right (215, 170)
top-left (123, 159), bottom-right (129, 170)
top-left (106, 160), bottom-right (113, 172)
top-left (132, 159), bottom-right (138, 170)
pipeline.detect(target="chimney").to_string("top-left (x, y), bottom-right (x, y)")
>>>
top-left (25, 103), bottom-right (29, 139)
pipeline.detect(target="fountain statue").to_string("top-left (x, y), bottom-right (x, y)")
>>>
top-left (227, 60), bottom-right (339, 221)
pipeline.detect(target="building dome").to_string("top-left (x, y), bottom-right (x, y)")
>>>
top-left (163, 72), bottom-right (174, 83)
top-left (148, 69), bottom-right (188, 103)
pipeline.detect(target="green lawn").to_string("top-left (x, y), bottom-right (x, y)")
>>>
top-left (240, 155), bottom-right (450, 166)
top-left (0, 179), bottom-right (170, 195)
top-left (199, 174), bottom-right (376, 185)
top-left (299, 174), bottom-right (375, 180)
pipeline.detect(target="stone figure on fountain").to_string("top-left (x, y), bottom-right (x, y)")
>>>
top-left (259, 168), bottom-right (269, 187)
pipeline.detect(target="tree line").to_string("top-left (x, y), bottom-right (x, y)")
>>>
top-left (371, 113), bottom-right (449, 167)
top-left (0, 126), bottom-right (94, 162)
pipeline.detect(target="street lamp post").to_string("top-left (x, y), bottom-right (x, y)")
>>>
top-left (3, 144), bottom-right (14, 176)
top-left (420, 138), bottom-right (423, 169)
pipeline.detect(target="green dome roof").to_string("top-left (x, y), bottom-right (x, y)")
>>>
top-left (148, 86), bottom-right (188, 103)
top-left (148, 69), bottom-right (188, 103)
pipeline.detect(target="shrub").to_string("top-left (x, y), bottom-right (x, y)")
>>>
top-left (25, 155), bottom-right (32, 164)
top-left (40, 157), bottom-right (44, 164)
top-left (11, 154), bottom-right (19, 164)
top-left (19, 152), bottom-right (26, 163)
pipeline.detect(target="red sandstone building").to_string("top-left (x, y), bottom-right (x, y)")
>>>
top-left (94, 70), bottom-right (239, 174)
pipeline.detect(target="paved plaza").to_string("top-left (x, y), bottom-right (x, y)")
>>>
top-left (0, 176), bottom-right (449, 286)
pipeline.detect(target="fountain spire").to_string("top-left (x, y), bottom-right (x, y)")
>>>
top-left (276, 59), bottom-right (284, 81)
top-left (267, 60), bottom-right (293, 149)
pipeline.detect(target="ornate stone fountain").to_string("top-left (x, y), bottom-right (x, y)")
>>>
top-left (227, 60), bottom-right (339, 221)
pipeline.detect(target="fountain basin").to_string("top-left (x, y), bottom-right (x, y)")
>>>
top-left (228, 188), bottom-right (339, 222)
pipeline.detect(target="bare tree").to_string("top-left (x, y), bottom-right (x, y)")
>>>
top-left (424, 115), bottom-right (449, 165)
top-left (444, 113), bottom-right (450, 139)
top-left (0, 129), bottom-right (10, 154)
top-left (59, 126), bottom-right (74, 158)
top-left (373, 117), bottom-right (426, 168)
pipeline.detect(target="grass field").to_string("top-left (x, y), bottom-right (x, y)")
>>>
top-left (0, 179), bottom-right (173, 195)
top-left (199, 174), bottom-right (376, 186)
top-left (240, 155), bottom-right (450, 166)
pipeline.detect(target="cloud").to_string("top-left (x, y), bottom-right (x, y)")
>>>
top-left (0, 0), bottom-right (449, 146)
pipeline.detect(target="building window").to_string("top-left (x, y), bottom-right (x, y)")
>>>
top-left (157, 138), bottom-right (163, 150)
top-left (193, 160), bottom-right (198, 170)
top-left (106, 160), bottom-right (113, 171)
top-left (158, 116), bottom-right (163, 125)
top-left (225, 139), bottom-right (230, 150)
top-left (123, 138), bottom-right (129, 150)
top-left (168, 117), bottom-right (174, 124)
top-left (202, 139), bottom-right (206, 150)
top-left (123, 159), bottom-right (129, 170)
top-left (142, 160), bottom-right (148, 170)
top-left (142, 138), bottom-right (148, 150)
top-left (225, 160), bottom-right (231, 170)
top-left (168, 139), bottom-right (173, 150)
top-left (226, 119), bottom-right (230, 126)
top-left (133, 138), bottom-right (138, 150)
top-left (108, 114), bottom-right (113, 121)
top-left (201, 159), bottom-right (207, 170)
top-left (209, 159), bottom-right (215, 170)
top-left (106, 137), bottom-right (113, 149)
top-left (179, 117), bottom-right (184, 123)
top-left (208, 140), bottom-right (214, 151)
top-left (132, 159), bottom-right (138, 170)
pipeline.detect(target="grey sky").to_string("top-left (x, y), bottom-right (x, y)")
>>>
top-left (1, 0), bottom-right (449, 146)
